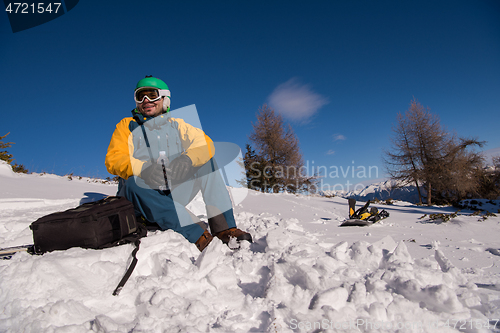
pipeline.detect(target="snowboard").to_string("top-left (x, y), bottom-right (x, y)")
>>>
top-left (340, 198), bottom-right (389, 227)
top-left (340, 219), bottom-right (377, 227)
top-left (0, 245), bottom-right (33, 260)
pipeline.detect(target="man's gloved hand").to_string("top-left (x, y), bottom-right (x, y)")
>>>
top-left (140, 162), bottom-right (167, 188)
top-left (168, 154), bottom-right (193, 183)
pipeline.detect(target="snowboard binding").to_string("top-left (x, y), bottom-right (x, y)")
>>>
top-left (341, 198), bottom-right (389, 226)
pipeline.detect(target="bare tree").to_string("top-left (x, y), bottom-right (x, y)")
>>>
top-left (476, 156), bottom-right (500, 199)
top-left (383, 110), bottom-right (426, 203)
top-left (430, 137), bottom-right (484, 203)
top-left (246, 104), bottom-right (317, 193)
top-left (384, 99), bottom-right (484, 205)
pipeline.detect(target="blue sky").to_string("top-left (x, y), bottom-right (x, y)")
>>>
top-left (1, 0), bottom-right (499, 191)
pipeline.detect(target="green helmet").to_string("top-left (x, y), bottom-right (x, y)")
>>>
top-left (134, 76), bottom-right (171, 112)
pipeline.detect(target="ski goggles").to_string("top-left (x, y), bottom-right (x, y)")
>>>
top-left (134, 88), bottom-right (162, 103)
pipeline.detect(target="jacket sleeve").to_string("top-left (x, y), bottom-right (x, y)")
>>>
top-left (105, 118), bottom-right (145, 179)
top-left (175, 118), bottom-right (215, 167)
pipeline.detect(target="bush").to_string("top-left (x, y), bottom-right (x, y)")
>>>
top-left (1, 132), bottom-right (29, 174)
top-left (11, 163), bottom-right (28, 174)
top-left (428, 211), bottom-right (459, 222)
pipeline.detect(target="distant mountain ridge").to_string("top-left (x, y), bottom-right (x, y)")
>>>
top-left (322, 179), bottom-right (424, 203)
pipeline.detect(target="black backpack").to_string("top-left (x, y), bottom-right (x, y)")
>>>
top-left (30, 196), bottom-right (147, 295)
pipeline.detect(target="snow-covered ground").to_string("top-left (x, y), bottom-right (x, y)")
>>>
top-left (1, 161), bottom-right (500, 333)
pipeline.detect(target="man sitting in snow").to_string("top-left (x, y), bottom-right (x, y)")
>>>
top-left (105, 76), bottom-right (252, 251)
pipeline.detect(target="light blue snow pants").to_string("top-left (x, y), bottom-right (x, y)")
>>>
top-left (121, 159), bottom-right (236, 243)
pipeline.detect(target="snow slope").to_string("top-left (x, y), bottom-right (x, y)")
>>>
top-left (1, 161), bottom-right (500, 333)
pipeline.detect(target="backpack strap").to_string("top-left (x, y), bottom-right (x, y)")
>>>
top-left (113, 239), bottom-right (141, 296)
top-left (112, 223), bottom-right (147, 296)
top-left (140, 123), bottom-right (156, 164)
top-left (140, 123), bottom-right (170, 192)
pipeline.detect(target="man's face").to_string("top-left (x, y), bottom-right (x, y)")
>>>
top-left (138, 96), bottom-right (164, 117)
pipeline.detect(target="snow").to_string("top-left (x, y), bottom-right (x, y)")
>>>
top-left (1, 160), bottom-right (500, 332)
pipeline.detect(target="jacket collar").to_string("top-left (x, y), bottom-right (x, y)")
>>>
top-left (131, 109), bottom-right (171, 129)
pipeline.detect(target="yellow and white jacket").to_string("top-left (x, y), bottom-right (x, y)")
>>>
top-left (105, 111), bottom-right (214, 180)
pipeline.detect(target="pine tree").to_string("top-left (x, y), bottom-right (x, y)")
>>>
top-left (241, 144), bottom-right (266, 190)
top-left (0, 133), bottom-right (14, 164)
top-left (0, 132), bottom-right (28, 173)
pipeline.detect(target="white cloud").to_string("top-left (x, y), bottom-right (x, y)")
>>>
top-left (333, 134), bottom-right (346, 141)
top-left (267, 78), bottom-right (329, 122)
top-left (326, 150), bottom-right (335, 155)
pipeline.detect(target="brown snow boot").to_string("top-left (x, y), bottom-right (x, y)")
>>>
top-left (214, 228), bottom-right (253, 244)
top-left (195, 229), bottom-right (213, 252)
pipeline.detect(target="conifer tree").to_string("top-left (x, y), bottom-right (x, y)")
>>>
top-left (0, 133), bottom-right (14, 164)
top-left (0, 132), bottom-right (28, 173)
top-left (384, 99), bottom-right (483, 204)
top-left (246, 104), bottom-right (317, 193)
top-left (241, 144), bottom-right (266, 190)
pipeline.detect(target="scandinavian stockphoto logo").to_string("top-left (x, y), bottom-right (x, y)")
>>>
top-left (3, 0), bottom-right (79, 33)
